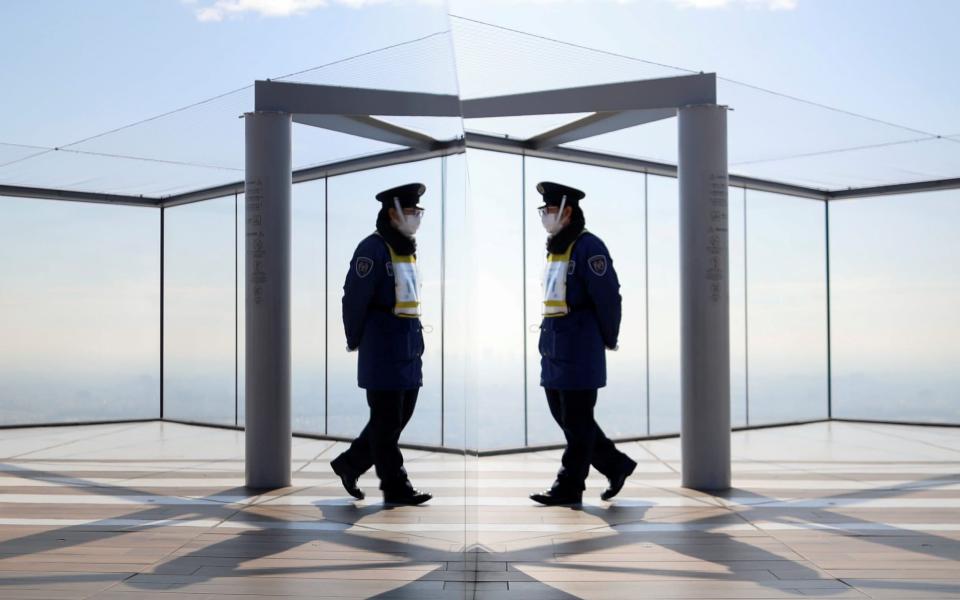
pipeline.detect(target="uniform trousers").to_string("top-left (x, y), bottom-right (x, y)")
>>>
top-left (546, 388), bottom-right (632, 492)
top-left (332, 389), bottom-right (418, 491)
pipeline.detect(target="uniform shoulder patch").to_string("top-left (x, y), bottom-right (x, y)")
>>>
top-left (588, 254), bottom-right (608, 276)
top-left (355, 257), bottom-right (374, 278)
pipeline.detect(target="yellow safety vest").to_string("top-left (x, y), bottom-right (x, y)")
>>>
top-left (542, 234), bottom-right (582, 318)
top-left (385, 242), bottom-right (421, 319)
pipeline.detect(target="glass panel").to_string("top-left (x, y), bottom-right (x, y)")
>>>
top-left (729, 187), bottom-right (748, 428)
top-left (237, 193), bottom-right (246, 428)
top-left (236, 181), bottom-right (329, 434)
top-left (291, 181), bottom-right (326, 434)
top-left (163, 195), bottom-right (237, 425)
top-left (745, 191), bottom-right (828, 424)
top-left (326, 160), bottom-right (443, 446)
top-left (0, 197), bottom-right (159, 425)
top-left (463, 150), bottom-right (525, 450)
top-left (647, 175), bottom-right (681, 435)
top-left (523, 158), bottom-right (647, 444)
top-left (831, 191), bottom-right (960, 423)
top-left (441, 154), bottom-right (471, 450)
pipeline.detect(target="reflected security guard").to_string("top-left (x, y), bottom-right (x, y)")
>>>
top-left (330, 183), bottom-right (432, 506)
top-left (530, 181), bottom-right (638, 506)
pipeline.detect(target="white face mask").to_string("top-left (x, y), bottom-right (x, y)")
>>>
top-left (541, 197), bottom-right (567, 235)
top-left (393, 199), bottom-right (422, 237)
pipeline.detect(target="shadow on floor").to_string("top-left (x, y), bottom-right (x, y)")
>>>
top-left (0, 463), bottom-right (959, 598)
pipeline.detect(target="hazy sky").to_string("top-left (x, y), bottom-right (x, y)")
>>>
top-left (1, 0), bottom-right (958, 192)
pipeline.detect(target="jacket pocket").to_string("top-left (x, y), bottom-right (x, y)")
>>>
top-left (538, 326), bottom-right (554, 359)
top-left (549, 313), bottom-right (591, 362)
top-left (395, 326), bottom-right (424, 360)
top-left (412, 327), bottom-right (425, 358)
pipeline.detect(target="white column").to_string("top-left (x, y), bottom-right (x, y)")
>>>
top-left (678, 104), bottom-right (731, 491)
top-left (244, 111), bottom-right (292, 489)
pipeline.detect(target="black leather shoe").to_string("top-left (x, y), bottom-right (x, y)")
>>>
top-left (331, 460), bottom-right (364, 500)
top-left (601, 457), bottom-right (637, 501)
top-left (529, 487), bottom-right (582, 506)
top-left (383, 484), bottom-right (432, 506)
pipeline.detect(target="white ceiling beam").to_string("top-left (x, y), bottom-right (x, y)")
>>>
top-left (462, 73), bottom-right (715, 118)
top-left (293, 114), bottom-right (437, 150)
top-left (528, 108), bottom-right (677, 148)
top-left (255, 80), bottom-right (462, 117)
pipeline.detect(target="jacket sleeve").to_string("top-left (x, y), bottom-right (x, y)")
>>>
top-left (342, 239), bottom-right (381, 350)
top-left (579, 237), bottom-right (622, 349)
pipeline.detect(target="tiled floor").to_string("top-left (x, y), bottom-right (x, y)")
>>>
top-left (0, 421), bottom-right (959, 598)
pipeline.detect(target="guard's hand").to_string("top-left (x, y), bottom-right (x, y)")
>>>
top-left (346, 345), bottom-right (358, 353)
top-left (606, 344), bottom-right (619, 352)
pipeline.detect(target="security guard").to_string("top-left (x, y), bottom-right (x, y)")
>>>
top-left (530, 181), bottom-right (638, 506)
top-left (330, 183), bottom-right (432, 506)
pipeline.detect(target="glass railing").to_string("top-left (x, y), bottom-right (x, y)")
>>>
top-left (3, 155), bottom-right (957, 448)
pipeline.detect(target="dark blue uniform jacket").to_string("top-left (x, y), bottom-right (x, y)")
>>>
top-left (539, 231), bottom-right (622, 390)
top-left (342, 233), bottom-right (424, 391)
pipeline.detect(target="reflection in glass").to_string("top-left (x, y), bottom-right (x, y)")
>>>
top-left (523, 158), bottom-right (647, 444)
top-left (326, 161), bottom-right (444, 446)
top-left (0, 197), bottom-right (159, 425)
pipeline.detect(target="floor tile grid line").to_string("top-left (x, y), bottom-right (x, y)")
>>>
top-left (4, 477), bottom-right (960, 493)
top-left (721, 494), bottom-right (838, 589)
top-left (209, 479), bottom-right (474, 548)
top-left (849, 422), bottom-right (960, 457)
top-left (2, 424), bottom-right (960, 600)
top-left (632, 441), bottom-right (681, 475)
top-left (0, 478), bottom-right (960, 496)
top-left (716, 464), bottom-right (954, 504)
top-left (0, 461), bottom-right (904, 470)
top-left (0, 483), bottom-right (468, 592)
top-left (16, 426), bottom-right (226, 464)
top-left (5, 517), bottom-right (960, 534)
top-left (0, 479), bottom-right (269, 509)
top-left (798, 426), bottom-right (958, 465)
top-left (87, 509), bottom-right (226, 600)
top-left (0, 494), bottom-right (786, 507)
top-left (292, 441), bottom-right (339, 475)
top-left (13, 474), bottom-right (959, 487)
top-left (3, 423), bottom-right (152, 462)
top-left (12, 477), bottom-right (960, 489)
top-left (168, 503), bottom-right (472, 575)
top-left (109, 454), bottom-right (268, 488)
top-left (4, 498), bottom-right (960, 509)
top-left (4, 472), bottom-right (959, 482)
top-left (752, 521), bottom-right (893, 599)
top-left (0, 458), bottom-right (286, 570)
top-left (725, 456), bottom-right (873, 488)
